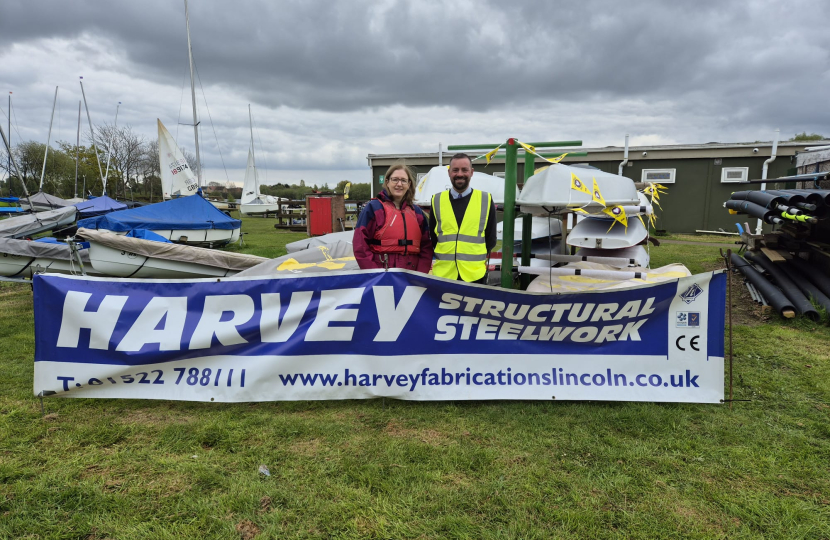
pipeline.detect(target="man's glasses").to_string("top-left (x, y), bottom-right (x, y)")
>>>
top-left (388, 178), bottom-right (410, 185)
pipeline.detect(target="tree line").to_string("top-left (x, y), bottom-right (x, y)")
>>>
top-left (256, 180), bottom-right (370, 201)
top-left (1, 123), bottom-right (373, 202)
top-left (0, 123), bottom-right (175, 201)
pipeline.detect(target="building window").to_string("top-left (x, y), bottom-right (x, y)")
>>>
top-left (721, 167), bottom-right (748, 183)
top-left (493, 172), bottom-right (506, 179)
top-left (641, 169), bottom-right (676, 184)
top-left (417, 173), bottom-right (426, 181)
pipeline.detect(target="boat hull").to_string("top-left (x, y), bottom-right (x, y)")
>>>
top-left (107, 227), bottom-right (240, 247)
top-left (240, 202), bottom-right (281, 215)
top-left (86, 241), bottom-right (240, 279)
top-left (567, 217), bottom-right (648, 249)
top-left (0, 253), bottom-right (99, 278)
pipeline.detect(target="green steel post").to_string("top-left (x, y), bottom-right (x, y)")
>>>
top-left (524, 140), bottom-right (583, 148)
top-left (501, 138), bottom-right (518, 288)
top-left (520, 150), bottom-right (534, 289)
top-left (447, 143), bottom-right (504, 151)
top-left (536, 151), bottom-right (588, 158)
top-left (467, 151), bottom-right (588, 161)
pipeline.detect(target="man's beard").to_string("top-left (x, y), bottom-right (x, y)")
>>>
top-left (452, 175), bottom-right (470, 191)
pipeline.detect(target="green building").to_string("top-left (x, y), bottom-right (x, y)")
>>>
top-left (367, 140), bottom-right (830, 233)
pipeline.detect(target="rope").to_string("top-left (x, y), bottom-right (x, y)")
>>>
top-left (193, 63), bottom-right (231, 184)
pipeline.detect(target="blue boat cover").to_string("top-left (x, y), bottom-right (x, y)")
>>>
top-left (77, 195), bottom-right (241, 232)
top-left (125, 229), bottom-right (172, 243)
top-left (73, 196), bottom-right (128, 219)
top-left (0, 207), bottom-right (24, 214)
top-left (0, 197), bottom-right (20, 203)
top-left (35, 237), bottom-right (90, 249)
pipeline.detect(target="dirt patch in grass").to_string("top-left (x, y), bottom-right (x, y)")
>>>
top-left (118, 409), bottom-right (197, 426)
top-left (705, 258), bottom-right (768, 327)
top-left (384, 419), bottom-right (447, 446)
top-left (288, 438), bottom-right (322, 456)
top-left (236, 519), bottom-right (261, 539)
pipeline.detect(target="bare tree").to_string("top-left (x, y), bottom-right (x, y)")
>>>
top-left (93, 123), bottom-right (147, 199)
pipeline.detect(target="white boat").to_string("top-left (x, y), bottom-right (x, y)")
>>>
top-left (518, 164), bottom-right (640, 215)
top-left (0, 206), bottom-right (77, 239)
top-left (76, 194), bottom-right (242, 248)
top-left (78, 228), bottom-right (266, 279)
top-left (285, 230), bottom-right (354, 253)
top-left (567, 216), bottom-right (648, 249)
top-left (0, 237), bottom-right (100, 278)
top-left (240, 105), bottom-right (282, 216)
top-left (237, 240), bottom-right (357, 276)
top-left (209, 199), bottom-right (232, 211)
top-left (413, 165), bottom-right (518, 207)
top-left (526, 262), bottom-right (691, 293)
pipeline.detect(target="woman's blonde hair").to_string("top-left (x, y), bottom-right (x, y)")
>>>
top-left (383, 162), bottom-right (416, 206)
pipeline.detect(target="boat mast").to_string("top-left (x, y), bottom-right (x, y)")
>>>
top-left (74, 100), bottom-right (81, 199)
top-left (7, 92), bottom-right (10, 197)
top-left (39, 86), bottom-right (58, 191)
top-left (184, 0), bottom-right (202, 188)
top-left (249, 104), bottom-right (258, 196)
top-left (0, 121), bottom-right (30, 198)
top-left (79, 77), bottom-right (107, 189)
top-left (103, 101), bottom-right (121, 195)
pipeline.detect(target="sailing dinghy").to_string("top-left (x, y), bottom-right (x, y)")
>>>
top-left (0, 206), bottom-right (77, 239)
top-left (0, 237), bottom-right (99, 278)
top-left (239, 106), bottom-right (282, 215)
top-left (413, 165), bottom-right (518, 207)
top-left (73, 195), bottom-right (127, 219)
top-left (76, 194), bottom-right (242, 247)
top-left (77, 227), bottom-right (266, 278)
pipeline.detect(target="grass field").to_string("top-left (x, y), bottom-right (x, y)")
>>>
top-left (1, 215), bottom-right (829, 539)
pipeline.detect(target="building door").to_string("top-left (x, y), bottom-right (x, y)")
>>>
top-left (308, 197), bottom-right (332, 235)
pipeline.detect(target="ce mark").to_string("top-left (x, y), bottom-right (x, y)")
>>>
top-left (675, 335), bottom-right (700, 351)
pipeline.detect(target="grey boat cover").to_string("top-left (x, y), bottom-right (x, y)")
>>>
top-left (286, 230), bottom-right (355, 253)
top-left (77, 228), bottom-right (266, 271)
top-left (0, 206), bottom-right (77, 238)
top-left (413, 165), bottom-right (518, 206)
top-left (518, 164), bottom-right (640, 212)
top-left (21, 191), bottom-right (71, 209)
top-left (238, 240), bottom-right (358, 276)
top-left (0, 237), bottom-right (91, 263)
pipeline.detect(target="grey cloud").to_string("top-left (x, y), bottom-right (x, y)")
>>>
top-left (4, 0), bottom-right (829, 118)
top-left (2, 0), bottom-right (830, 175)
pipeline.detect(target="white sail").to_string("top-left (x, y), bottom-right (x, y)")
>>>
top-left (158, 119), bottom-right (199, 199)
top-left (241, 148), bottom-right (258, 203)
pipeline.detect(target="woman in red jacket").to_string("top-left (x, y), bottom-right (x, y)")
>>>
top-left (353, 163), bottom-right (433, 273)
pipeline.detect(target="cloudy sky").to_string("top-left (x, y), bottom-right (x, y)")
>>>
top-left (2, 0), bottom-right (829, 186)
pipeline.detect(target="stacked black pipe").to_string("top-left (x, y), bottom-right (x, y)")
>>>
top-left (732, 250), bottom-right (830, 321)
top-left (730, 253), bottom-right (796, 318)
top-left (726, 189), bottom-right (827, 225)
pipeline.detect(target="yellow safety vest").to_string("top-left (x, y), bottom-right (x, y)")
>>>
top-left (431, 189), bottom-right (491, 281)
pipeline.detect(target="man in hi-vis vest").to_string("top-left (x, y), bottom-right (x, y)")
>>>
top-left (429, 153), bottom-right (497, 283)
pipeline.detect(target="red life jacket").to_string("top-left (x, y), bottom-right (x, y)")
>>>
top-left (369, 199), bottom-right (421, 254)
